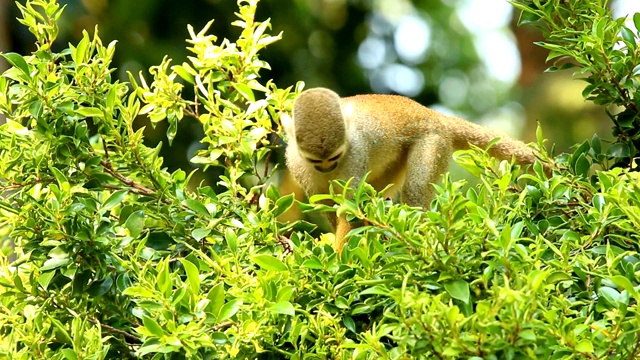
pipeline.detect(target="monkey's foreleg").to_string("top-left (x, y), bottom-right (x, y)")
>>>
top-left (402, 134), bottom-right (452, 208)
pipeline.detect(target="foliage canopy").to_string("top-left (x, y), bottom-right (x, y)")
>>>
top-left (0, 0), bottom-right (640, 359)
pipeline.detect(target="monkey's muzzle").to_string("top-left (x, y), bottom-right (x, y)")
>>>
top-left (314, 162), bottom-right (338, 173)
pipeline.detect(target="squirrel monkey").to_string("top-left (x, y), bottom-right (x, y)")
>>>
top-left (281, 87), bottom-right (547, 253)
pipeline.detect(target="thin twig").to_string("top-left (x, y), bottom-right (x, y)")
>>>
top-left (102, 183), bottom-right (157, 197)
top-left (90, 319), bottom-right (141, 344)
top-left (278, 235), bottom-right (294, 257)
top-left (100, 160), bottom-right (153, 195)
top-left (212, 320), bottom-right (233, 331)
top-left (100, 160), bottom-right (172, 205)
top-left (102, 138), bottom-right (110, 161)
top-left (0, 177), bottom-right (55, 192)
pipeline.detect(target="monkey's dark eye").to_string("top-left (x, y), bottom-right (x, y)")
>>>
top-left (307, 159), bottom-right (322, 164)
top-left (328, 153), bottom-right (342, 162)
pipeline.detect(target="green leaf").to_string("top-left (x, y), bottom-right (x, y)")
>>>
top-left (218, 298), bottom-right (242, 322)
top-left (183, 199), bottom-right (210, 217)
top-left (210, 332), bottom-right (228, 345)
top-left (122, 285), bottom-right (156, 298)
top-left (592, 17), bottom-right (605, 38)
top-left (1, 52), bottom-right (30, 78)
top-left (517, 9), bottom-right (541, 26)
top-left (343, 316), bottom-right (356, 333)
top-left (591, 134), bottom-right (601, 154)
top-left (116, 273), bottom-right (131, 292)
top-left (206, 283), bottom-right (225, 316)
top-left (234, 83), bottom-right (255, 102)
top-left (360, 285), bottom-right (390, 296)
top-left (125, 210), bottom-right (145, 238)
top-left (251, 254), bottom-right (288, 271)
top-left (72, 32), bottom-right (89, 64)
top-left (277, 285), bottom-right (295, 302)
top-left (621, 26), bottom-right (636, 47)
top-left (191, 228), bottom-right (210, 241)
top-left (41, 257), bottom-right (70, 271)
top-left (519, 329), bottom-right (536, 342)
top-left (181, 258), bottom-right (200, 293)
top-left (598, 286), bottom-right (622, 307)
top-left (581, 84), bottom-right (596, 99)
top-left (142, 316), bottom-right (165, 337)
top-left (76, 107), bottom-right (104, 118)
top-left (444, 280), bottom-right (470, 304)
top-left (146, 231), bottom-right (174, 250)
top-left (172, 64), bottom-right (195, 84)
top-left (609, 275), bottom-right (638, 297)
top-left (102, 189), bottom-right (128, 211)
top-left (50, 166), bottom-right (68, 189)
top-left (61, 349), bottom-right (78, 360)
top-left (635, 13), bottom-right (640, 36)
top-left (156, 258), bottom-right (171, 297)
top-left (546, 271), bottom-right (573, 284)
top-left (351, 304), bottom-right (373, 315)
top-left (166, 117), bottom-right (178, 145)
top-left (225, 228), bottom-right (238, 252)
top-left (88, 275), bottom-right (114, 297)
top-left (607, 143), bottom-right (630, 157)
top-left (301, 257), bottom-right (323, 270)
top-left (575, 339), bottom-right (594, 354)
top-left (574, 154), bottom-right (591, 177)
top-left (269, 301), bottom-right (295, 316)
top-left (38, 271), bottom-right (56, 289)
top-left (137, 341), bottom-right (179, 355)
top-left (274, 193), bottom-right (295, 217)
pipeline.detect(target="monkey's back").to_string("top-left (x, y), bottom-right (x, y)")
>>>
top-left (339, 94), bottom-right (447, 192)
top-left (341, 94), bottom-right (536, 165)
top-left (341, 94), bottom-right (445, 143)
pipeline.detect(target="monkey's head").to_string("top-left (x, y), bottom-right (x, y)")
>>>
top-left (282, 88), bottom-right (348, 173)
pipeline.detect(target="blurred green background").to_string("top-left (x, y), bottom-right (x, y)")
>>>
top-left (1, 0), bottom-right (637, 180)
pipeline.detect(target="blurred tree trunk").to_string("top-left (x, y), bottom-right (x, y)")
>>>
top-left (0, 0), bottom-right (12, 263)
top-left (0, 0), bottom-right (10, 125)
top-left (511, 15), bottom-right (609, 152)
top-left (0, 0), bottom-right (9, 72)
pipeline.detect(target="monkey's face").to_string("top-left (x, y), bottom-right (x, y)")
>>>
top-left (300, 146), bottom-right (345, 173)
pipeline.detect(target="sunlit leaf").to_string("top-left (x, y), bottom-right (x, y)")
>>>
top-left (102, 189), bottom-right (128, 211)
top-left (181, 258), bottom-right (200, 293)
top-left (142, 316), bottom-right (164, 337)
top-left (269, 301), bottom-right (295, 316)
top-left (218, 298), bottom-right (242, 322)
top-left (1, 52), bottom-right (30, 78)
top-left (444, 280), bottom-right (470, 304)
top-left (251, 254), bottom-right (288, 271)
top-left (125, 210), bottom-right (145, 238)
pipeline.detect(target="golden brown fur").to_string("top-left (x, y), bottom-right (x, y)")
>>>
top-left (281, 87), bottom-right (547, 253)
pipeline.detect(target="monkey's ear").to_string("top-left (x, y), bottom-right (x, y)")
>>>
top-left (280, 113), bottom-right (295, 137)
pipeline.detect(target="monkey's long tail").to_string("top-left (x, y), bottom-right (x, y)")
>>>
top-left (445, 116), bottom-right (540, 166)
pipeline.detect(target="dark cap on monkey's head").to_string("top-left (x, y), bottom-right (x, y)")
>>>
top-left (293, 88), bottom-right (346, 158)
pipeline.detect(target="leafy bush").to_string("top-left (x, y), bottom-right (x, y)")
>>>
top-left (0, 0), bottom-right (639, 359)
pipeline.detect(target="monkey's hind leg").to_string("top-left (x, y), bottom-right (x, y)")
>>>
top-left (322, 211), bottom-right (349, 254)
top-left (402, 134), bottom-right (452, 208)
top-left (334, 214), bottom-right (352, 254)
